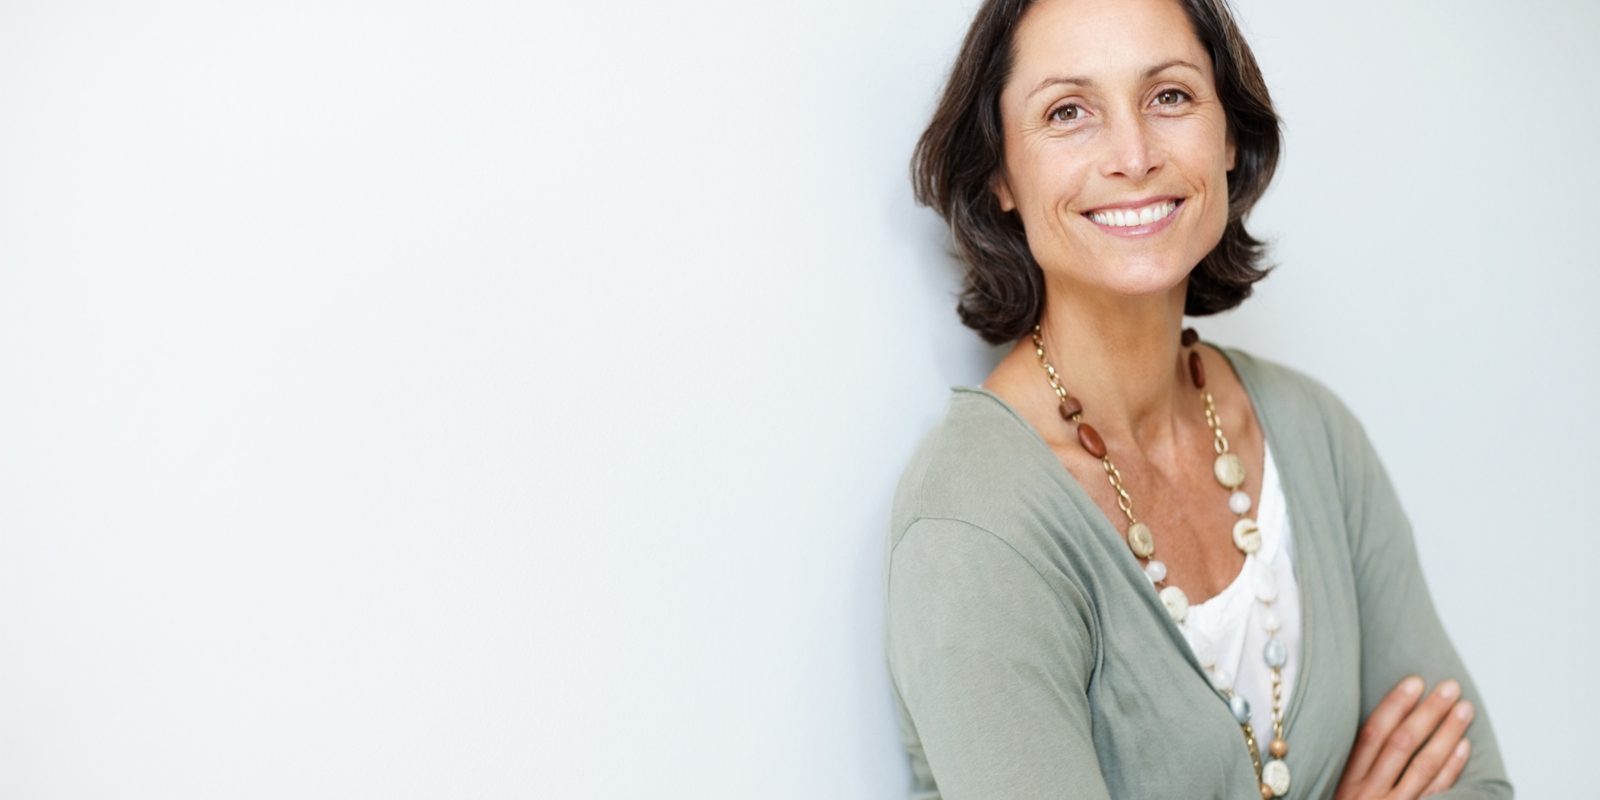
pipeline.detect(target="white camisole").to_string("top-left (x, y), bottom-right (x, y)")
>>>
top-left (1177, 438), bottom-right (1302, 742)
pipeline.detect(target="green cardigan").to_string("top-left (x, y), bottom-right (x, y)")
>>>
top-left (884, 346), bottom-right (1512, 799)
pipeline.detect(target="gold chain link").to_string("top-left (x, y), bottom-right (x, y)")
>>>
top-left (1204, 389), bottom-right (1230, 455)
top-left (1240, 706), bottom-right (1263, 780)
top-left (1101, 458), bottom-right (1136, 524)
top-left (1032, 334), bottom-right (1072, 406)
top-left (1271, 670), bottom-right (1286, 742)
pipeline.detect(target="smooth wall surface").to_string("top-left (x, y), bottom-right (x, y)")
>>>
top-left (0, 0), bottom-right (1591, 796)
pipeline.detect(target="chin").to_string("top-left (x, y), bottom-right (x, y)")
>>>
top-left (1098, 257), bottom-right (1193, 296)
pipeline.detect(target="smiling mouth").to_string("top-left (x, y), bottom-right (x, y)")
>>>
top-left (1082, 198), bottom-right (1183, 228)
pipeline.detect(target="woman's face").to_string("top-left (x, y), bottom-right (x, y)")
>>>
top-left (992, 0), bottom-right (1236, 302)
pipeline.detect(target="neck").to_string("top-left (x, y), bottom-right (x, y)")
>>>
top-left (1029, 278), bottom-right (1193, 453)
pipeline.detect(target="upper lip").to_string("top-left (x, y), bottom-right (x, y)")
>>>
top-left (1081, 195), bottom-right (1183, 214)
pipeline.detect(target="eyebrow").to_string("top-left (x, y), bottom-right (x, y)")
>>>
top-left (1026, 58), bottom-right (1204, 99)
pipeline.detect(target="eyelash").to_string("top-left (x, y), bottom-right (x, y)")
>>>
top-left (1047, 88), bottom-right (1194, 124)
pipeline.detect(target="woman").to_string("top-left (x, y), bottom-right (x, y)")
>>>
top-left (883, 0), bottom-right (1513, 798)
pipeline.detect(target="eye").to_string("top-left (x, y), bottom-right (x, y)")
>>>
top-left (1048, 103), bottom-right (1085, 124)
top-left (1153, 88), bottom-right (1192, 107)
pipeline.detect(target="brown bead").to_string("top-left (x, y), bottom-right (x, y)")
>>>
top-left (1076, 422), bottom-right (1107, 459)
top-left (1188, 350), bottom-right (1206, 389)
top-left (1260, 783), bottom-right (1275, 800)
top-left (1181, 327), bottom-right (1199, 346)
top-left (1269, 738), bottom-right (1289, 759)
top-left (1057, 395), bottom-right (1083, 422)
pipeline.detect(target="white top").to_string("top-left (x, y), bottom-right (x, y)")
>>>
top-left (1179, 439), bottom-right (1301, 743)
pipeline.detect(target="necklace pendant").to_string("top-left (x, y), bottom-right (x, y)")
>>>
top-left (1213, 452), bottom-right (1246, 489)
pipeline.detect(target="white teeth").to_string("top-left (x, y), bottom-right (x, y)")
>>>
top-left (1088, 200), bottom-right (1177, 228)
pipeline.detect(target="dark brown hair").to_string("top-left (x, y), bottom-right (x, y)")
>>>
top-left (911, 0), bottom-right (1282, 345)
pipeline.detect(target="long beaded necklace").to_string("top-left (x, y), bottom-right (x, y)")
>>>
top-left (1031, 323), bottom-right (1293, 800)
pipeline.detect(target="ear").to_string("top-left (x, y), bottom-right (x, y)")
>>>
top-left (1225, 131), bottom-right (1238, 173)
top-left (990, 173), bottom-right (1016, 212)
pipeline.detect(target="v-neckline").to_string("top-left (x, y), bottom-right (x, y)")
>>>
top-left (950, 344), bottom-right (1315, 741)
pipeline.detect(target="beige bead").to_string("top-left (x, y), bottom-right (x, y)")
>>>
top-left (1213, 452), bottom-right (1246, 488)
top-left (1232, 518), bottom-right (1262, 554)
top-left (1269, 739), bottom-right (1289, 759)
top-left (1260, 783), bottom-right (1274, 800)
top-left (1262, 759), bottom-right (1291, 796)
top-left (1128, 522), bottom-right (1155, 558)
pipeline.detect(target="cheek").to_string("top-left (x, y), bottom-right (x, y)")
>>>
top-left (1200, 160), bottom-right (1233, 241)
top-left (1173, 137), bottom-right (1233, 206)
top-left (1025, 152), bottom-right (1092, 211)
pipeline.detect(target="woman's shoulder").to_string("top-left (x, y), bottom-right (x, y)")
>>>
top-left (1214, 344), bottom-right (1365, 432)
top-left (885, 386), bottom-right (1110, 621)
top-left (1213, 343), bottom-right (1384, 485)
top-left (886, 385), bottom-right (1101, 559)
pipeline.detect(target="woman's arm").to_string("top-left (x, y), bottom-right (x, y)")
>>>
top-left (1324, 388), bottom-right (1514, 799)
top-left (886, 516), bottom-right (1111, 800)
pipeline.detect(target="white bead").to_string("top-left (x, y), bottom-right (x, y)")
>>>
top-left (1254, 567), bottom-right (1279, 602)
top-left (1263, 759), bottom-right (1291, 796)
top-left (1263, 610), bottom-right (1282, 632)
top-left (1229, 490), bottom-right (1251, 514)
top-left (1144, 559), bottom-right (1168, 583)
top-left (1160, 585), bottom-right (1189, 623)
top-left (1210, 668), bottom-right (1233, 691)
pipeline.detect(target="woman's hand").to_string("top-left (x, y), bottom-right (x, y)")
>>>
top-left (1334, 675), bottom-right (1476, 799)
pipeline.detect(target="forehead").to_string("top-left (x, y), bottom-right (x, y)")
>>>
top-left (1008, 0), bottom-right (1211, 86)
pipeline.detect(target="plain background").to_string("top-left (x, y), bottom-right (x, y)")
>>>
top-left (0, 0), bottom-right (1593, 796)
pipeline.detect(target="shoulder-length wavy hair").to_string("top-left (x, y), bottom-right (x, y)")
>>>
top-left (911, 0), bottom-right (1282, 346)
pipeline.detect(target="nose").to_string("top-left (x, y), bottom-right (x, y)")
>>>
top-left (1100, 111), bottom-right (1163, 180)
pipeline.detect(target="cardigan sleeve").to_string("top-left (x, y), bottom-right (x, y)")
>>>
top-left (1326, 390), bottom-right (1515, 798)
top-left (885, 516), bottom-right (1110, 800)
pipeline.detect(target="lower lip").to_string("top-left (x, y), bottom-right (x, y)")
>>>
top-left (1083, 200), bottom-right (1183, 237)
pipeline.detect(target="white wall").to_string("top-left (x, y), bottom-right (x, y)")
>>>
top-left (0, 0), bottom-right (1590, 796)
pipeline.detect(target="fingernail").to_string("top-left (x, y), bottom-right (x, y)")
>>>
top-left (1455, 739), bottom-right (1471, 757)
top-left (1440, 680), bottom-right (1461, 700)
top-left (1455, 701), bottom-right (1474, 720)
top-left (1403, 677), bottom-right (1423, 695)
